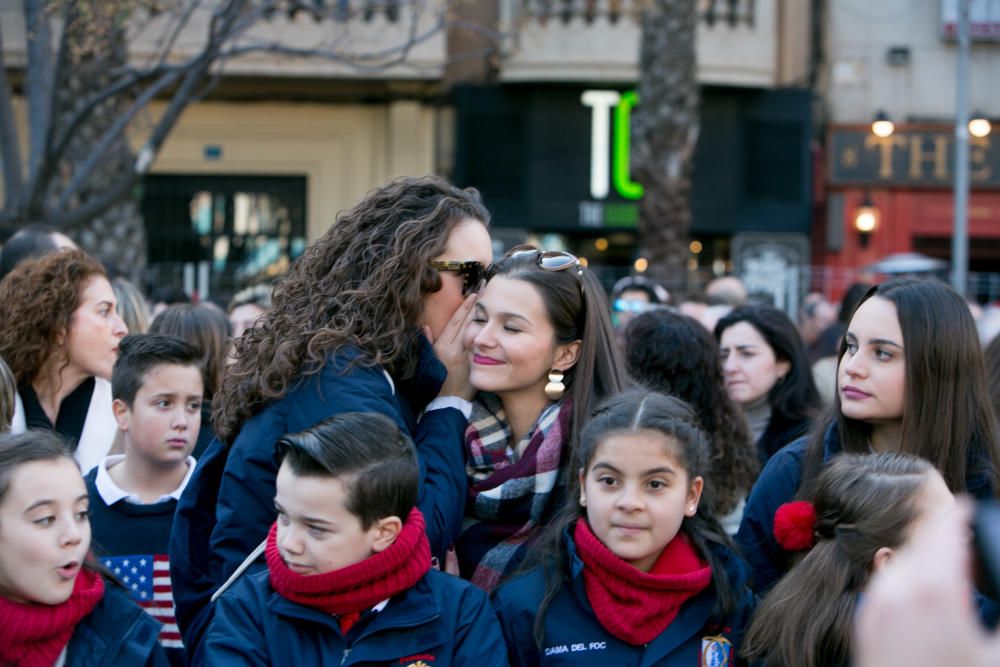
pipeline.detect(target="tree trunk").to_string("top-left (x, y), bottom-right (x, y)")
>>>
top-left (632, 0), bottom-right (699, 292)
top-left (48, 10), bottom-right (146, 281)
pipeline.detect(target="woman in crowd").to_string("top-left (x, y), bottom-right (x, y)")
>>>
top-left (737, 278), bottom-right (1000, 593)
top-left (227, 284), bottom-right (272, 341)
top-left (150, 303), bottom-right (232, 458)
top-left (716, 304), bottom-right (821, 463)
top-left (624, 309), bottom-right (758, 534)
top-left (0, 250), bottom-right (128, 472)
top-left (170, 175), bottom-right (493, 655)
top-left (0, 430), bottom-right (166, 666)
top-left (742, 452), bottom-right (955, 667)
top-left (455, 245), bottom-right (628, 590)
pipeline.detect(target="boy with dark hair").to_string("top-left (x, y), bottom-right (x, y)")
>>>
top-left (84, 333), bottom-right (204, 666)
top-left (203, 412), bottom-right (507, 666)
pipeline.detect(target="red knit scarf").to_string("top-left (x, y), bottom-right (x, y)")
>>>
top-left (266, 507), bottom-right (431, 633)
top-left (0, 566), bottom-right (105, 667)
top-left (573, 519), bottom-right (712, 645)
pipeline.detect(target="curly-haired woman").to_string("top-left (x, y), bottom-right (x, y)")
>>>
top-left (171, 175), bottom-right (493, 654)
top-left (0, 249), bottom-right (128, 472)
top-left (624, 308), bottom-right (759, 534)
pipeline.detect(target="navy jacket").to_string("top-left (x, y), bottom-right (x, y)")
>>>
top-left (64, 582), bottom-right (169, 667)
top-left (170, 341), bottom-right (468, 656)
top-left (492, 533), bottom-right (756, 666)
top-left (737, 423), bottom-right (997, 594)
top-left (201, 568), bottom-right (508, 666)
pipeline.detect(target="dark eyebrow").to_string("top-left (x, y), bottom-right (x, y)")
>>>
top-left (273, 500), bottom-right (334, 526)
top-left (24, 494), bottom-right (88, 513)
top-left (591, 462), bottom-right (677, 477)
top-left (870, 338), bottom-right (903, 349)
top-left (845, 331), bottom-right (903, 350)
top-left (472, 302), bottom-right (531, 323)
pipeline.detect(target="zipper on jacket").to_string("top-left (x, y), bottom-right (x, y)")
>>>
top-left (341, 648), bottom-right (351, 665)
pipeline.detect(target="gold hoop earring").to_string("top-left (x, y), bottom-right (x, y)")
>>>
top-left (544, 369), bottom-right (565, 401)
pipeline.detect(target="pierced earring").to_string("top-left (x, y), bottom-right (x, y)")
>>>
top-left (544, 369), bottom-right (565, 401)
top-left (580, 497), bottom-right (587, 507)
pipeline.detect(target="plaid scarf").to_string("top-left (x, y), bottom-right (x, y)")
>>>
top-left (457, 393), bottom-right (571, 591)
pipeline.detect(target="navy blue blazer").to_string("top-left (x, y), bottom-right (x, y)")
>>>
top-left (492, 532), bottom-right (756, 666)
top-left (201, 568), bottom-right (508, 666)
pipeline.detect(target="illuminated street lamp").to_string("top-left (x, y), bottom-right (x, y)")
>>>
top-left (871, 110), bottom-right (895, 138)
top-left (969, 113), bottom-right (992, 138)
top-left (854, 193), bottom-right (879, 248)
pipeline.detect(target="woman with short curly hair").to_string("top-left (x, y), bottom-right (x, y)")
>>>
top-left (624, 309), bottom-right (759, 533)
top-left (171, 175), bottom-right (493, 653)
top-left (0, 249), bottom-right (128, 471)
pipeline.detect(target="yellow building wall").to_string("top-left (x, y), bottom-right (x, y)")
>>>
top-left (146, 99), bottom-right (438, 241)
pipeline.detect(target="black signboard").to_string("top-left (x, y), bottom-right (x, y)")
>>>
top-left (827, 126), bottom-right (998, 188)
top-left (452, 85), bottom-right (813, 235)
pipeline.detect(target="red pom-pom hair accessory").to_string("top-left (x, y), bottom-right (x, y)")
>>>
top-left (773, 501), bottom-right (817, 551)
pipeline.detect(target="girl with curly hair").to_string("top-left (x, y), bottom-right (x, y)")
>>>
top-left (171, 175), bottom-right (493, 653)
top-left (0, 249), bottom-right (128, 472)
top-left (624, 309), bottom-right (759, 534)
top-left (454, 246), bottom-right (629, 591)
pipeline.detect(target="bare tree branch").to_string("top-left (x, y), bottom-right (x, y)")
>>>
top-left (23, 0), bottom-right (56, 180)
top-left (54, 66), bottom-right (185, 210)
top-left (43, 168), bottom-right (139, 229)
top-left (0, 27), bottom-right (24, 217)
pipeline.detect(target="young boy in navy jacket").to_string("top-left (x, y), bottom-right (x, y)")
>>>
top-left (84, 334), bottom-right (204, 666)
top-left (201, 411), bottom-right (507, 666)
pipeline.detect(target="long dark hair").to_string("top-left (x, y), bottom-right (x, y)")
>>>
top-left (213, 176), bottom-right (490, 445)
top-left (484, 251), bottom-right (629, 446)
top-left (525, 390), bottom-right (738, 647)
top-left (800, 278), bottom-right (1000, 496)
top-left (715, 304), bottom-right (821, 429)
top-left (985, 334), bottom-right (1000, 426)
top-left (742, 452), bottom-right (936, 667)
top-left (624, 309), bottom-right (758, 515)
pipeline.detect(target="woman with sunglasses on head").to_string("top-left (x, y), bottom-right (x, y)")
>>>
top-left (170, 176), bottom-right (493, 655)
top-left (736, 278), bottom-right (1000, 594)
top-left (455, 245), bottom-right (630, 591)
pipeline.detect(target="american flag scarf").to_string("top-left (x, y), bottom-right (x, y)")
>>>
top-left (457, 393), bottom-right (571, 592)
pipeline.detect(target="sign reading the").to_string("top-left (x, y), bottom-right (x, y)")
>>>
top-left (828, 127), bottom-right (997, 188)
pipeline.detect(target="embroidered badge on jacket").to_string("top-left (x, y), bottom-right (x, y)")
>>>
top-left (700, 635), bottom-right (732, 667)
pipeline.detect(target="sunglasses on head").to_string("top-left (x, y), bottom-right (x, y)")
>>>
top-left (488, 244), bottom-right (583, 281)
top-left (428, 260), bottom-right (487, 296)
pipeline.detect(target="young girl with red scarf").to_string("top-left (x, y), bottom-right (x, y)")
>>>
top-left (202, 412), bottom-right (508, 666)
top-left (0, 430), bottom-right (167, 667)
top-left (492, 390), bottom-right (756, 666)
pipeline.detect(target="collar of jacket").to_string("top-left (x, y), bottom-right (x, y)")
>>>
top-left (561, 526), bottom-right (749, 663)
top-left (394, 334), bottom-right (447, 414)
top-left (821, 422), bottom-right (843, 463)
top-left (267, 574), bottom-right (444, 658)
top-left (64, 584), bottom-right (161, 667)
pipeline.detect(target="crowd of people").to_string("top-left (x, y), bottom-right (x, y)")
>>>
top-left (0, 175), bottom-right (998, 666)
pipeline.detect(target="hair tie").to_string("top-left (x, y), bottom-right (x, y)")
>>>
top-left (773, 500), bottom-right (817, 551)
